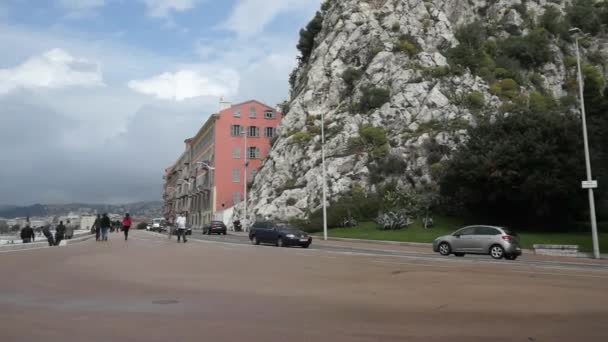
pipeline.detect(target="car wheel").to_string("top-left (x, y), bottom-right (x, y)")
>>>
top-left (223, 231), bottom-right (227, 235)
top-left (490, 245), bottom-right (505, 259)
top-left (454, 253), bottom-right (465, 257)
top-left (505, 255), bottom-right (518, 261)
top-left (251, 236), bottom-right (260, 245)
top-left (438, 242), bottom-right (451, 256)
top-left (277, 237), bottom-right (284, 247)
top-left (302, 243), bottom-right (310, 249)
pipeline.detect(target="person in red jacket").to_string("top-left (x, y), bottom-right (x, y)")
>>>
top-left (122, 213), bottom-right (132, 241)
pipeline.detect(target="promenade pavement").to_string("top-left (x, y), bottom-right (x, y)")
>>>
top-left (0, 230), bottom-right (607, 341)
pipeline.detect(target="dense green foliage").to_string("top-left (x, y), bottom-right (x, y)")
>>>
top-left (348, 125), bottom-right (389, 159)
top-left (296, 11), bottom-right (323, 63)
top-left (357, 86), bottom-right (391, 112)
top-left (439, 110), bottom-right (587, 229)
top-left (342, 67), bottom-right (363, 93)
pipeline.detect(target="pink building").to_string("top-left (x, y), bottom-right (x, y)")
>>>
top-left (164, 99), bottom-right (283, 228)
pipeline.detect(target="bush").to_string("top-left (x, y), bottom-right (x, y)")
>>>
top-left (501, 28), bottom-right (553, 68)
top-left (137, 222), bottom-right (147, 230)
top-left (348, 125), bottom-right (389, 159)
top-left (291, 131), bottom-right (312, 144)
top-left (540, 5), bottom-right (566, 36)
top-left (342, 67), bottom-right (363, 92)
top-left (465, 91), bottom-right (485, 109)
top-left (565, 0), bottom-right (604, 35)
top-left (358, 86), bottom-right (391, 112)
top-left (286, 198), bottom-right (297, 206)
top-left (489, 78), bottom-right (519, 99)
top-left (394, 35), bottom-right (420, 57)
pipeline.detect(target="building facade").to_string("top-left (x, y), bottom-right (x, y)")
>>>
top-left (163, 99), bottom-right (282, 229)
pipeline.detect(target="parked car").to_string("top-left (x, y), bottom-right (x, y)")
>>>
top-left (203, 221), bottom-right (227, 235)
top-left (148, 218), bottom-right (165, 232)
top-left (433, 225), bottom-right (521, 260)
top-left (249, 222), bottom-right (312, 248)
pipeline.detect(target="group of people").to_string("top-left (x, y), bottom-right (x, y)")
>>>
top-left (91, 213), bottom-right (132, 242)
top-left (20, 221), bottom-right (69, 246)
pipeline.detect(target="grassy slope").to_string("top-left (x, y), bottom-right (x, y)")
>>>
top-left (327, 218), bottom-right (608, 252)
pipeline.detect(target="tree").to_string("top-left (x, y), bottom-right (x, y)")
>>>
top-left (440, 111), bottom-right (587, 230)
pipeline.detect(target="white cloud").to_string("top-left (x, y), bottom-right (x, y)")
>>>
top-left (127, 67), bottom-right (239, 101)
top-left (140, 0), bottom-right (200, 18)
top-left (223, 0), bottom-right (321, 37)
top-left (0, 48), bottom-right (104, 95)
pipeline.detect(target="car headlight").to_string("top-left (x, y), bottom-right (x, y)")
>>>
top-left (286, 234), bottom-right (295, 238)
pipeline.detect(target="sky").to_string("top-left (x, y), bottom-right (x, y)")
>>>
top-left (0, 0), bottom-right (321, 205)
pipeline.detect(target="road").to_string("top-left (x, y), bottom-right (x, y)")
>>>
top-left (1, 230), bottom-right (607, 341)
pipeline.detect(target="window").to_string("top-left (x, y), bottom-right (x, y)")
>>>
top-left (232, 192), bottom-right (241, 205)
top-left (233, 108), bottom-right (241, 117)
top-left (248, 146), bottom-right (260, 159)
top-left (264, 110), bottom-right (275, 119)
top-left (250, 169), bottom-right (258, 180)
top-left (248, 126), bottom-right (260, 137)
top-left (233, 146), bottom-right (240, 159)
top-left (264, 127), bottom-right (276, 138)
top-left (249, 106), bottom-right (257, 118)
top-left (475, 226), bottom-right (500, 235)
top-left (230, 125), bottom-right (242, 136)
top-left (455, 227), bottom-right (475, 236)
top-left (232, 168), bottom-right (240, 182)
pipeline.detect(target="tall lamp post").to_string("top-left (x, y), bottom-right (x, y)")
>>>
top-left (570, 27), bottom-right (600, 259)
top-left (312, 90), bottom-right (329, 242)
top-left (241, 127), bottom-right (248, 231)
top-left (321, 111), bottom-right (328, 241)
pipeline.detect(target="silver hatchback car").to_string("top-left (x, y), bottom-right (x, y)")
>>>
top-left (433, 225), bottom-right (522, 260)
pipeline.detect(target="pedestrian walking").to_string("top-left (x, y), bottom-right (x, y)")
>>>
top-left (122, 213), bottom-right (132, 241)
top-left (20, 224), bottom-right (35, 243)
top-left (93, 214), bottom-right (101, 241)
top-left (100, 213), bottom-right (111, 241)
top-left (176, 212), bottom-right (187, 243)
top-left (55, 221), bottom-right (66, 246)
top-left (42, 225), bottom-right (55, 246)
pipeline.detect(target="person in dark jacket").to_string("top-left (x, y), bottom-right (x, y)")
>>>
top-left (42, 225), bottom-right (55, 246)
top-left (55, 221), bottom-right (66, 246)
top-left (20, 224), bottom-right (35, 243)
top-left (122, 213), bottom-right (132, 241)
top-left (93, 214), bottom-right (101, 241)
top-left (100, 213), bottom-right (111, 241)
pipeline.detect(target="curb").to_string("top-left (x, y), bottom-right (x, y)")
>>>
top-left (312, 235), bottom-right (434, 248)
top-left (0, 233), bottom-right (96, 252)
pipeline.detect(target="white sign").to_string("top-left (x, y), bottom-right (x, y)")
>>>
top-left (582, 180), bottom-right (598, 189)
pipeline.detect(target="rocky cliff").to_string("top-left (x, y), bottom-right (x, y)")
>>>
top-left (238, 0), bottom-right (608, 223)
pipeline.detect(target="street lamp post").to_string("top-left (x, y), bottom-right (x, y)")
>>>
top-left (241, 127), bottom-right (248, 232)
top-left (570, 27), bottom-right (600, 259)
top-left (320, 111), bottom-right (328, 241)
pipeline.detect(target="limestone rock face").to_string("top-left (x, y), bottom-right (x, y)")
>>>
top-left (233, 0), bottom-right (607, 224)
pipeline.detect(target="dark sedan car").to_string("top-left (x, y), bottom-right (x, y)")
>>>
top-left (203, 221), bottom-right (227, 235)
top-left (249, 221), bottom-right (312, 248)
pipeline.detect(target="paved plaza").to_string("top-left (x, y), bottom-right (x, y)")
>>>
top-left (1, 231), bottom-right (607, 341)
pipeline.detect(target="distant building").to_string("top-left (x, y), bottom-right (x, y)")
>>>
top-left (80, 215), bottom-right (97, 231)
top-left (163, 99), bottom-right (283, 229)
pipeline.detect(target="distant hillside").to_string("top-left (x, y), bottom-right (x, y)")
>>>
top-left (0, 202), bottom-right (162, 219)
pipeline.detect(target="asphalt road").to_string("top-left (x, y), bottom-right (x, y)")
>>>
top-left (189, 231), bottom-right (608, 271)
top-left (1, 230), bottom-right (607, 341)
